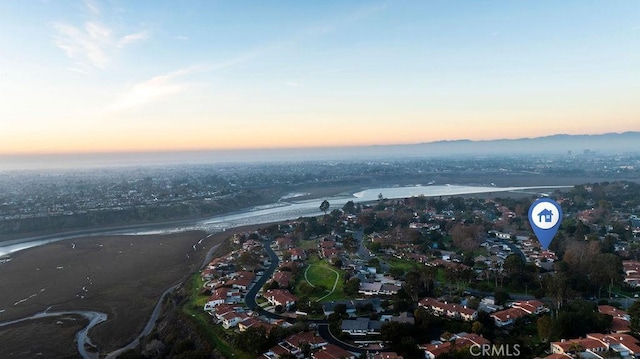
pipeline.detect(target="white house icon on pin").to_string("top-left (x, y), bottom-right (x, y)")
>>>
top-left (537, 209), bottom-right (554, 223)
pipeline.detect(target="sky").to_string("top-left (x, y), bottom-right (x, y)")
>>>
top-left (0, 1), bottom-right (639, 155)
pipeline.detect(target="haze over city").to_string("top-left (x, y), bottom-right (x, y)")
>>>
top-left (1, 1), bottom-right (639, 157)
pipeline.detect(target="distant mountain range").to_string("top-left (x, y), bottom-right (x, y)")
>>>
top-left (401, 131), bottom-right (640, 157)
top-left (294, 131), bottom-right (640, 160)
top-left (1, 132), bottom-right (639, 170)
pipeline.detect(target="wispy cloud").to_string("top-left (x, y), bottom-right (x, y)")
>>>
top-left (85, 0), bottom-right (100, 16)
top-left (117, 31), bottom-right (149, 47)
top-left (110, 66), bottom-right (206, 111)
top-left (52, 1), bottom-right (148, 71)
top-left (52, 22), bottom-right (111, 70)
top-left (109, 2), bottom-right (385, 110)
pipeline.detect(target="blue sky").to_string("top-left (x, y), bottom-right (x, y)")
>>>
top-left (0, 1), bottom-right (638, 154)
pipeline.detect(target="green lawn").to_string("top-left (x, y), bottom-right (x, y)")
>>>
top-left (306, 264), bottom-right (339, 289)
top-left (385, 257), bottom-right (420, 272)
top-left (293, 256), bottom-right (352, 302)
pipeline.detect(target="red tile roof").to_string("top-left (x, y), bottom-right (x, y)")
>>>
top-left (265, 289), bottom-right (298, 305)
top-left (598, 305), bottom-right (628, 320)
top-left (421, 341), bottom-right (452, 357)
top-left (512, 300), bottom-right (546, 314)
top-left (491, 307), bottom-right (528, 322)
top-left (312, 344), bottom-right (353, 359)
top-left (273, 271), bottom-right (292, 287)
top-left (285, 331), bottom-right (327, 347)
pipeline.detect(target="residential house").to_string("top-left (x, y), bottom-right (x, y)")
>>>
top-left (210, 304), bottom-right (237, 322)
top-left (623, 261), bottom-right (640, 287)
top-left (227, 271), bottom-right (255, 291)
top-left (290, 248), bottom-right (307, 261)
top-left (341, 317), bottom-right (383, 336)
top-left (511, 300), bottom-right (548, 315)
top-left (221, 311), bottom-right (250, 329)
top-left (599, 305), bottom-right (631, 333)
top-left (263, 331), bottom-right (329, 359)
top-left (321, 247), bottom-right (340, 260)
top-left (242, 239), bottom-right (261, 250)
top-left (380, 283), bottom-right (402, 295)
top-left (490, 307), bottom-right (529, 327)
top-left (380, 312), bottom-right (415, 325)
top-left (265, 289), bottom-right (298, 311)
top-left (272, 271), bottom-right (293, 288)
top-left (551, 338), bottom-right (609, 356)
top-left (421, 332), bottom-right (490, 359)
top-left (418, 297), bottom-right (478, 321)
top-left (279, 260), bottom-right (301, 271)
top-left (551, 333), bottom-right (640, 357)
top-left (275, 237), bottom-right (294, 250)
top-left (263, 343), bottom-right (296, 359)
top-left (203, 287), bottom-right (242, 310)
top-left (369, 353), bottom-right (403, 359)
top-left (285, 332), bottom-right (328, 350)
top-left (322, 298), bottom-right (382, 317)
top-left (238, 317), bottom-right (274, 333)
top-left (585, 333), bottom-right (640, 357)
top-left (421, 341), bottom-right (453, 359)
top-left (311, 344), bottom-right (355, 359)
top-left (359, 282), bottom-right (383, 296)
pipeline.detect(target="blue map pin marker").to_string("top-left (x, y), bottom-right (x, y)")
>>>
top-left (528, 197), bottom-right (563, 250)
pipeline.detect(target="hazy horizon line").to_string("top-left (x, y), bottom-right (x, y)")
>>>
top-left (1, 130), bottom-right (638, 171)
top-left (1, 130), bottom-right (637, 158)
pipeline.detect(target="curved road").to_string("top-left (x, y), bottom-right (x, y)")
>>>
top-left (244, 242), bottom-right (371, 354)
top-left (245, 240), bottom-right (282, 319)
top-left (318, 324), bottom-right (370, 353)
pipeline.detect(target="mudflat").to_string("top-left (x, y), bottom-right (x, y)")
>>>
top-left (0, 314), bottom-right (88, 359)
top-left (0, 229), bottom-right (242, 354)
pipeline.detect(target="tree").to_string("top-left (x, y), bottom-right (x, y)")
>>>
top-left (235, 326), bottom-right (269, 354)
top-left (503, 254), bottom-right (525, 277)
top-left (450, 223), bottom-right (482, 251)
top-left (344, 277), bottom-right (360, 296)
top-left (403, 270), bottom-right (425, 302)
top-left (471, 321), bottom-right (484, 334)
top-left (342, 200), bottom-right (356, 214)
top-left (342, 235), bottom-right (357, 253)
top-left (333, 303), bottom-right (348, 317)
top-left (320, 200), bottom-right (330, 214)
top-left (628, 300), bottom-right (640, 334)
top-left (537, 315), bottom-right (555, 342)
top-left (494, 289), bottom-right (510, 306)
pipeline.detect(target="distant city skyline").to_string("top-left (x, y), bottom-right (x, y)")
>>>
top-left (1, 1), bottom-right (639, 155)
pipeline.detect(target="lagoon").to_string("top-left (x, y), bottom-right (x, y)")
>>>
top-left (0, 184), bottom-right (570, 256)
